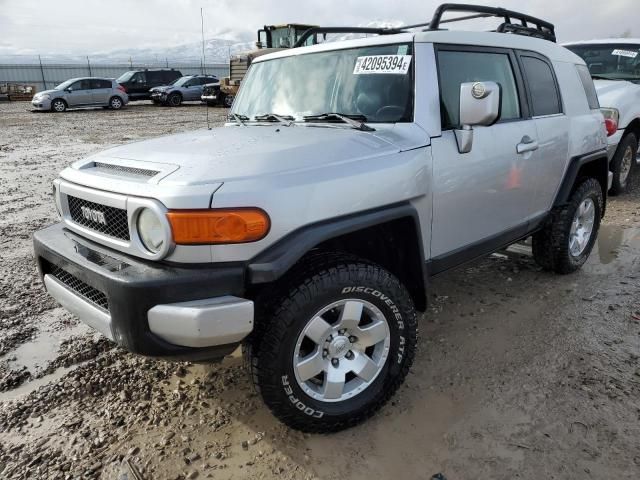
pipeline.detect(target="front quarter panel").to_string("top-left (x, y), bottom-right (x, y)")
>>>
top-left (208, 144), bottom-right (433, 263)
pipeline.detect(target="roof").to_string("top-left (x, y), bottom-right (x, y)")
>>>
top-left (255, 30), bottom-right (582, 65)
top-left (563, 38), bottom-right (640, 46)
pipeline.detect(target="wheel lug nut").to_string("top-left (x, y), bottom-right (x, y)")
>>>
top-left (348, 336), bottom-right (357, 343)
top-left (323, 349), bottom-right (329, 357)
top-left (331, 358), bottom-right (339, 367)
top-left (345, 351), bottom-right (354, 360)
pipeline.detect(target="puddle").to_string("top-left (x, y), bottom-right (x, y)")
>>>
top-left (585, 225), bottom-right (640, 273)
top-left (0, 365), bottom-right (77, 402)
top-left (6, 321), bottom-right (90, 373)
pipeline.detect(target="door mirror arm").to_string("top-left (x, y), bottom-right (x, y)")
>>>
top-left (454, 81), bottom-right (501, 154)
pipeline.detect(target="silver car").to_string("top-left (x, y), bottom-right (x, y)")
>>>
top-left (31, 77), bottom-right (129, 112)
top-left (150, 75), bottom-right (218, 106)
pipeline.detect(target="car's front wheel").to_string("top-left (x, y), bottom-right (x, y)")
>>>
top-left (109, 96), bottom-right (123, 110)
top-left (167, 93), bottom-right (182, 107)
top-left (610, 133), bottom-right (637, 195)
top-left (51, 99), bottom-right (66, 112)
top-left (246, 253), bottom-right (417, 433)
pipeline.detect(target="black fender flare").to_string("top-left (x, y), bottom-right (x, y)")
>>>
top-left (247, 202), bottom-right (427, 288)
top-left (553, 148), bottom-right (609, 214)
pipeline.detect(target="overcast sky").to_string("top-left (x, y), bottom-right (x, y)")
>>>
top-left (0, 0), bottom-right (638, 57)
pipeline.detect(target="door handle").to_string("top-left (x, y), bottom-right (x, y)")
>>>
top-left (516, 136), bottom-right (539, 154)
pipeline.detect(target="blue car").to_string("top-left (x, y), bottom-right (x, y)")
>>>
top-left (150, 75), bottom-right (218, 106)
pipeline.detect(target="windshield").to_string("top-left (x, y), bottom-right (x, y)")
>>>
top-left (173, 76), bottom-right (194, 87)
top-left (54, 79), bottom-right (77, 90)
top-left (567, 44), bottom-right (640, 82)
top-left (232, 43), bottom-right (414, 123)
top-left (116, 71), bottom-right (135, 83)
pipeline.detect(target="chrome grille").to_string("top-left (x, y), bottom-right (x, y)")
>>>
top-left (93, 162), bottom-right (159, 178)
top-left (50, 265), bottom-right (109, 311)
top-left (67, 196), bottom-right (130, 241)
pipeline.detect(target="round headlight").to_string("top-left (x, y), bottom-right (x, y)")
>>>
top-left (137, 208), bottom-right (165, 253)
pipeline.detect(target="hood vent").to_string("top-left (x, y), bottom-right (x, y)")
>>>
top-left (93, 162), bottom-right (159, 178)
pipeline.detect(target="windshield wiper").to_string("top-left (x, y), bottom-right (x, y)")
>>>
top-left (254, 113), bottom-right (295, 126)
top-left (229, 113), bottom-right (249, 126)
top-left (302, 113), bottom-right (375, 132)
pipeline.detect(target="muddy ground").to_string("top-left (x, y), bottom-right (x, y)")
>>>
top-left (0, 100), bottom-right (639, 480)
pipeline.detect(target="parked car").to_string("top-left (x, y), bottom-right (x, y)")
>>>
top-left (31, 78), bottom-right (128, 112)
top-left (201, 80), bottom-right (231, 107)
top-left (116, 69), bottom-right (182, 101)
top-left (34, 5), bottom-right (609, 433)
top-left (565, 39), bottom-right (640, 194)
top-left (150, 75), bottom-right (219, 106)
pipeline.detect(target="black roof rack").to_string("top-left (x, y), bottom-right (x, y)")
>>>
top-left (293, 3), bottom-right (555, 48)
top-left (426, 4), bottom-right (556, 42)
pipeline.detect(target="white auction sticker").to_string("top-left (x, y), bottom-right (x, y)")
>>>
top-left (611, 49), bottom-right (638, 58)
top-left (353, 55), bottom-right (412, 75)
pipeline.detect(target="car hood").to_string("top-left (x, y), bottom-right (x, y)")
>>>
top-left (150, 85), bottom-right (172, 92)
top-left (69, 123), bottom-right (428, 188)
top-left (594, 79), bottom-right (640, 107)
top-left (35, 89), bottom-right (60, 96)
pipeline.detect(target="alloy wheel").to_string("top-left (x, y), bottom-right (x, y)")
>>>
top-left (569, 198), bottom-right (595, 257)
top-left (293, 299), bottom-right (390, 403)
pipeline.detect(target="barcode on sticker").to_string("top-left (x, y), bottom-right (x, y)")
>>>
top-left (612, 49), bottom-right (638, 58)
top-left (353, 55), bottom-right (412, 75)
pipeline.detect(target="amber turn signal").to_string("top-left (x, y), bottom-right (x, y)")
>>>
top-left (167, 209), bottom-right (270, 245)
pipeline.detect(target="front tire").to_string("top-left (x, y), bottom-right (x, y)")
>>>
top-left (609, 133), bottom-right (637, 195)
top-left (167, 93), bottom-right (182, 107)
top-left (108, 96), bottom-right (123, 110)
top-left (246, 253), bottom-right (417, 433)
top-left (532, 178), bottom-right (603, 273)
top-left (51, 99), bottom-right (66, 112)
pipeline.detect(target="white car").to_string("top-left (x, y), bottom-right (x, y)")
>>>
top-left (565, 39), bottom-right (640, 194)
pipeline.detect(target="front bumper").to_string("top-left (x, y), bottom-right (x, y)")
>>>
top-left (34, 223), bottom-right (253, 361)
top-left (150, 91), bottom-right (167, 102)
top-left (31, 97), bottom-right (52, 110)
top-left (606, 130), bottom-right (624, 162)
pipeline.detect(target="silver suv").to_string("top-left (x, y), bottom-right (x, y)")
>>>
top-left (31, 77), bottom-right (128, 112)
top-left (33, 5), bottom-right (609, 433)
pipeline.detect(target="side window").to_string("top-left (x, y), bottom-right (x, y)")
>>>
top-left (132, 72), bottom-right (147, 84)
top-left (575, 64), bottom-right (600, 110)
top-left (438, 50), bottom-right (521, 129)
top-left (521, 56), bottom-right (562, 116)
top-left (77, 79), bottom-right (92, 90)
top-left (90, 79), bottom-right (111, 89)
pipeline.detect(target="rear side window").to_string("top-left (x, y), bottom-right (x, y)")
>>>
top-left (521, 56), bottom-right (562, 116)
top-left (575, 64), bottom-right (600, 109)
top-left (438, 50), bottom-right (521, 129)
top-left (90, 79), bottom-right (112, 89)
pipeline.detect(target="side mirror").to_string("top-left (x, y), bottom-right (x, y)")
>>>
top-left (65, 87), bottom-right (73, 93)
top-left (454, 81), bottom-right (501, 154)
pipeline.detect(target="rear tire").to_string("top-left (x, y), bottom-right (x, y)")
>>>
top-left (223, 94), bottom-right (234, 108)
top-left (108, 96), bottom-right (123, 110)
top-left (245, 252), bottom-right (417, 433)
top-left (167, 93), bottom-right (182, 107)
top-left (51, 99), bottom-right (66, 112)
top-left (532, 178), bottom-right (603, 273)
top-left (609, 133), bottom-right (637, 195)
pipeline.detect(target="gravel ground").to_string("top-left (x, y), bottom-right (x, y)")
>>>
top-left (0, 100), bottom-right (639, 480)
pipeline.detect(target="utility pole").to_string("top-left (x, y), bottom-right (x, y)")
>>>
top-left (38, 55), bottom-right (47, 91)
top-left (86, 56), bottom-right (92, 76)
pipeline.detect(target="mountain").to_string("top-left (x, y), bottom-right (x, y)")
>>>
top-left (0, 21), bottom-right (405, 65)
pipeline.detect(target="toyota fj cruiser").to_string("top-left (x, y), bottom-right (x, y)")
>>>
top-left (565, 39), bottom-right (640, 194)
top-left (34, 5), bottom-right (609, 433)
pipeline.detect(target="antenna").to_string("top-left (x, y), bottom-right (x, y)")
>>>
top-left (201, 7), bottom-right (211, 130)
